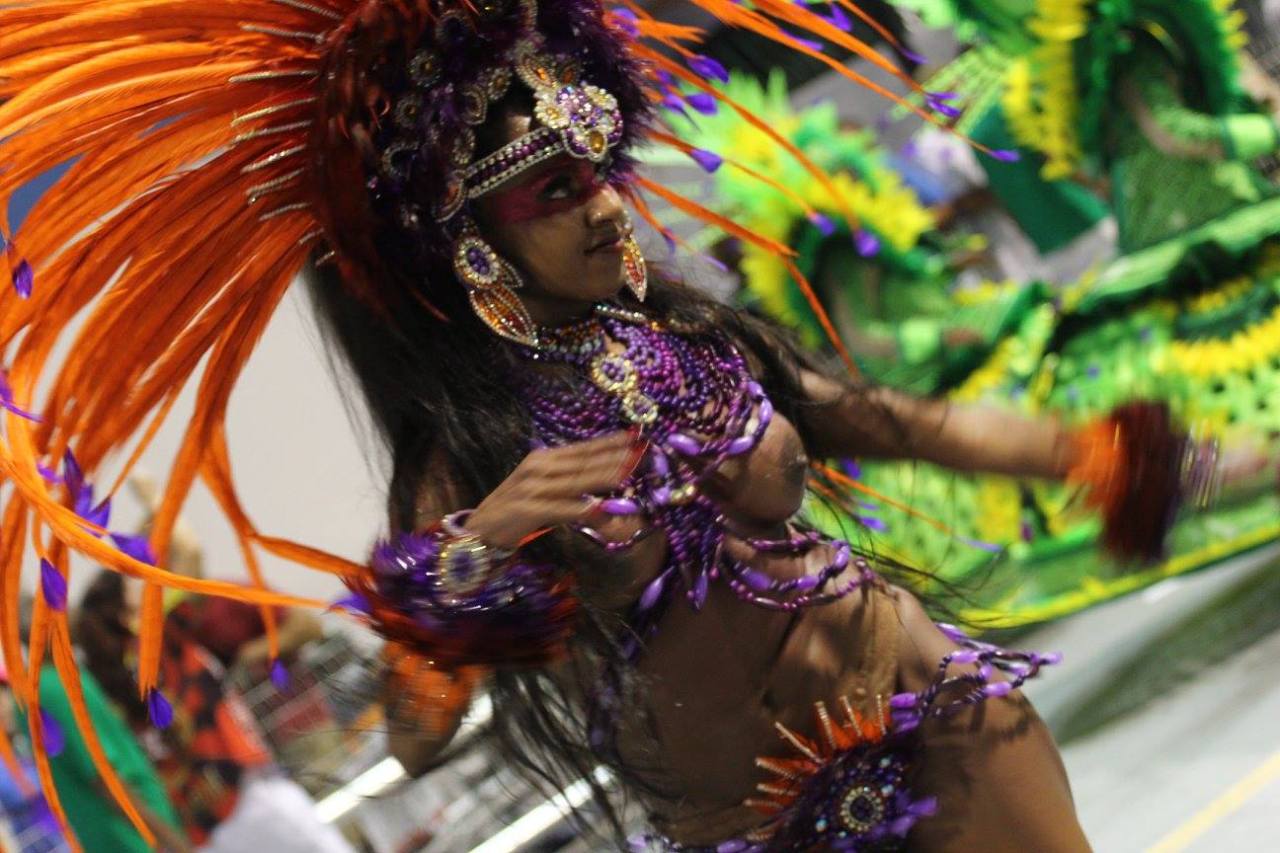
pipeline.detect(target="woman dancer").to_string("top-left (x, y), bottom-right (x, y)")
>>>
top-left (0, 0), bottom-right (1222, 848)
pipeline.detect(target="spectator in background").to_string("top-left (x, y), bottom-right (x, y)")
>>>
top-left (78, 570), bottom-right (356, 853)
top-left (13, 595), bottom-right (189, 853)
top-left (129, 474), bottom-right (325, 678)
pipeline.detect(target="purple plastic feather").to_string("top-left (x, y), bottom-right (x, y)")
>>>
top-left (111, 533), bottom-right (157, 565)
top-left (777, 28), bottom-right (825, 52)
top-left (147, 689), bottom-right (174, 729)
top-left (807, 212), bottom-right (836, 236)
top-left (62, 451), bottom-right (84, 504)
top-left (685, 92), bottom-right (717, 116)
top-left (689, 148), bottom-right (723, 173)
top-left (39, 559), bottom-right (66, 612)
top-left (328, 593), bottom-right (371, 615)
top-left (39, 709), bottom-right (65, 757)
top-left (857, 515), bottom-right (887, 532)
top-left (12, 260), bottom-right (32, 299)
top-left (687, 54), bottom-right (728, 83)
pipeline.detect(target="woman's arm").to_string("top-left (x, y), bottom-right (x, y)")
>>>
top-left (799, 370), bottom-right (1072, 480)
top-left (377, 432), bottom-right (645, 774)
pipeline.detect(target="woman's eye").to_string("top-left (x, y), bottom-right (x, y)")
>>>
top-left (540, 175), bottom-right (574, 200)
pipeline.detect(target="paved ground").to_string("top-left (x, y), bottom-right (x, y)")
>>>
top-left (1021, 544), bottom-right (1280, 852)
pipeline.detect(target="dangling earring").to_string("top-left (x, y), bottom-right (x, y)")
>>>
top-left (452, 224), bottom-right (538, 346)
top-left (621, 215), bottom-right (647, 302)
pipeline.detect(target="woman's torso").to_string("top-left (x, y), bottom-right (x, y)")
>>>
top-left (571, 400), bottom-right (900, 844)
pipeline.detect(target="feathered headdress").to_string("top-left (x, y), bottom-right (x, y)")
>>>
top-left (0, 0), bottom-right (980, 844)
top-left (654, 69), bottom-right (938, 345)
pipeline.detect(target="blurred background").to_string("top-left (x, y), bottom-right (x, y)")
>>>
top-left (5, 1), bottom-right (1280, 851)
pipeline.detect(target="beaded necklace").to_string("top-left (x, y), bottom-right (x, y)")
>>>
top-left (517, 304), bottom-right (874, 650)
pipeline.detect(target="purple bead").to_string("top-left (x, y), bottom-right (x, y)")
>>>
top-left (792, 574), bottom-right (820, 592)
top-left (725, 435), bottom-right (755, 456)
top-left (666, 433), bottom-right (702, 456)
top-left (601, 497), bottom-right (640, 515)
top-left (889, 692), bottom-right (918, 709)
top-left (638, 571), bottom-right (669, 611)
top-left (982, 681), bottom-right (1012, 698)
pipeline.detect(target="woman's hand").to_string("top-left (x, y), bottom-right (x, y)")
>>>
top-left (464, 431), bottom-right (647, 550)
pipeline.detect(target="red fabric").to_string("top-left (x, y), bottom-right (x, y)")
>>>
top-left (181, 595), bottom-right (283, 667)
top-left (149, 621), bottom-right (273, 844)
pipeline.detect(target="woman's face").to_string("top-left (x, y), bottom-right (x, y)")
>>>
top-left (473, 110), bottom-right (630, 324)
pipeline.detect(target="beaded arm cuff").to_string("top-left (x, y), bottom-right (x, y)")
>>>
top-left (1066, 401), bottom-right (1221, 563)
top-left (347, 511), bottom-right (578, 667)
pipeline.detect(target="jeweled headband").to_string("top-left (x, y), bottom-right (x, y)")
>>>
top-left (361, 0), bottom-right (633, 251)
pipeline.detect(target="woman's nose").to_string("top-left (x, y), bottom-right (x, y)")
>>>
top-left (585, 182), bottom-right (625, 229)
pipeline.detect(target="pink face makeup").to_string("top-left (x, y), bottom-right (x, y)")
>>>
top-left (483, 157), bottom-right (607, 223)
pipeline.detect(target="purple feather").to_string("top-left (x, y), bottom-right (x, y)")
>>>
top-left (111, 533), bottom-right (156, 565)
top-left (854, 229), bottom-right (881, 257)
top-left (926, 96), bottom-right (962, 119)
top-left (80, 495), bottom-right (111, 531)
top-left (1, 400), bottom-right (41, 422)
top-left (807, 212), bottom-right (836, 236)
top-left (270, 660), bottom-right (290, 690)
top-left (39, 709), bottom-right (65, 757)
top-left (778, 28), bottom-right (825, 52)
top-left (39, 559), bottom-right (67, 612)
top-left (610, 7), bottom-right (639, 37)
top-left (819, 3), bottom-right (853, 31)
top-left (12, 260), bottom-right (32, 299)
top-left (689, 148), bottom-right (723, 173)
top-left (857, 515), bottom-right (887, 532)
top-left (0, 370), bottom-right (39, 422)
top-left (685, 92), bottom-right (718, 115)
top-left (328, 593), bottom-right (370, 615)
top-left (62, 451), bottom-right (84, 504)
top-left (661, 94), bottom-right (689, 118)
top-left (147, 689), bottom-right (174, 729)
top-left (687, 54), bottom-right (728, 83)
top-left (702, 253), bottom-right (729, 273)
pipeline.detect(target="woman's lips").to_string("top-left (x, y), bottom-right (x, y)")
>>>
top-left (587, 235), bottom-right (624, 254)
